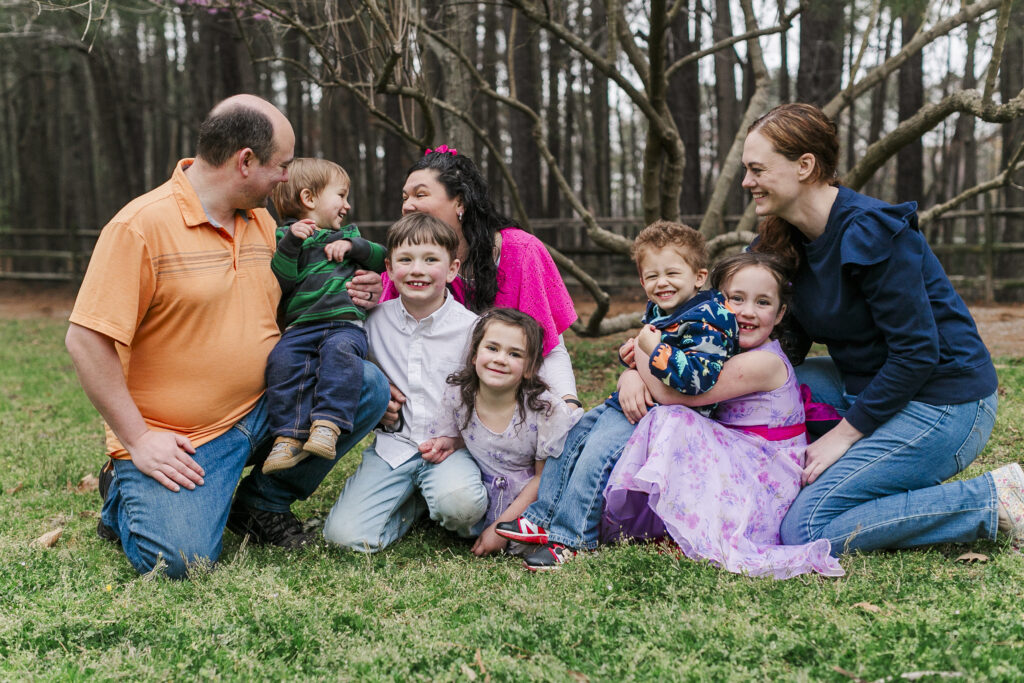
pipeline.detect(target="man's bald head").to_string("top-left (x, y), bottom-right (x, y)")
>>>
top-left (196, 94), bottom-right (290, 167)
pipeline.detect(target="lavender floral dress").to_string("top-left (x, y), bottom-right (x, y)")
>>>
top-left (601, 340), bottom-right (844, 578)
top-left (429, 386), bottom-right (583, 528)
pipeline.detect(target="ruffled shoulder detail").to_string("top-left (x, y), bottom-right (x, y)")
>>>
top-left (839, 194), bottom-right (919, 267)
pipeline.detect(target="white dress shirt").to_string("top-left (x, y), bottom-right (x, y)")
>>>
top-left (366, 293), bottom-right (478, 468)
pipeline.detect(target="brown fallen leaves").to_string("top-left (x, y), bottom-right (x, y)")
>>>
top-left (32, 528), bottom-right (63, 548)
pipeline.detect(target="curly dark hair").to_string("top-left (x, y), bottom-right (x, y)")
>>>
top-left (710, 251), bottom-right (802, 360)
top-left (446, 308), bottom-right (552, 431)
top-left (406, 150), bottom-right (515, 312)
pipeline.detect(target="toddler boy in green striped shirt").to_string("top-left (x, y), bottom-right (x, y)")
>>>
top-left (261, 158), bottom-right (386, 474)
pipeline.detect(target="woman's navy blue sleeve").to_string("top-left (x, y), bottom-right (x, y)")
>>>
top-left (843, 226), bottom-right (940, 434)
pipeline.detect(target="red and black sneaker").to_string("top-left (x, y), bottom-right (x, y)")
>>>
top-left (494, 517), bottom-right (549, 544)
top-left (523, 542), bottom-right (577, 571)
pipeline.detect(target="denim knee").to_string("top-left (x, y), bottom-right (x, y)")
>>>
top-left (323, 520), bottom-right (382, 554)
top-left (129, 532), bottom-right (221, 579)
top-left (779, 495), bottom-right (816, 546)
top-left (430, 484), bottom-right (487, 532)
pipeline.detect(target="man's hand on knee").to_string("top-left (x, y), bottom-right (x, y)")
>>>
top-left (129, 430), bottom-right (204, 492)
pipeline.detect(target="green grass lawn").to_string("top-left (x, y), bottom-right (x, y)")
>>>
top-left (1, 318), bottom-right (1022, 681)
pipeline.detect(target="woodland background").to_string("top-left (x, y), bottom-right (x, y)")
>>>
top-left (2, 0), bottom-right (1024, 329)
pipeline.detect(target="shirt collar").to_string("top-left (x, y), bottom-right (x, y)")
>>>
top-left (396, 291), bottom-right (451, 331)
top-left (173, 158), bottom-right (255, 230)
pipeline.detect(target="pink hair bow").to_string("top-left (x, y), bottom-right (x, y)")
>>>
top-left (425, 144), bottom-right (457, 156)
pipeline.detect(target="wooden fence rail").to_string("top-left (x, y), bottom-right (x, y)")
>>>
top-left (3, 208), bottom-right (1024, 302)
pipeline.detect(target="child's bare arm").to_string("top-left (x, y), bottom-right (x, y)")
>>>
top-left (472, 460), bottom-right (546, 557)
top-left (637, 346), bottom-right (788, 406)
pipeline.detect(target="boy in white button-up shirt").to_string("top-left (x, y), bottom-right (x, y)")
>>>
top-left (323, 213), bottom-right (486, 551)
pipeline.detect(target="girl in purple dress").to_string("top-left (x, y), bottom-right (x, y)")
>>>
top-left (602, 252), bottom-right (844, 578)
top-left (421, 309), bottom-right (582, 557)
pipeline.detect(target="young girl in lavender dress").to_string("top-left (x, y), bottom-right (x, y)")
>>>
top-left (420, 308), bottom-right (583, 557)
top-left (602, 252), bottom-right (845, 578)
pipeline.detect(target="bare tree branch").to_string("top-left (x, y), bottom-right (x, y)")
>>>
top-left (664, 2), bottom-right (802, 80)
top-left (845, 87), bottom-right (1024, 189)
top-left (700, 0), bottom-right (770, 238)
top-left (920, 137), bottom-right (1024, 226)
top-left (982, 0), bottom-right (1013, 103)
top-left (823, 0), bottom-right (1002, 119)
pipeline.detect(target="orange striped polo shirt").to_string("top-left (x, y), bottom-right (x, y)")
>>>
top-left (70, 159), bottom-right (282, 457)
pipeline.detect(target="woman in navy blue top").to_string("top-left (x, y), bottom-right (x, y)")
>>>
top-left (743, 103), bottom-right (1022, 555)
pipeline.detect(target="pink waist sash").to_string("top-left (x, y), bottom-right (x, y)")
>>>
top-left (723, 423), bottom-right (808, 441)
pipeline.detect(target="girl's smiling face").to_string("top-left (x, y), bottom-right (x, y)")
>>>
top-left (473, 321), bottom-right (528, 394)
top-left (721, 265), bottom-right (786, 350)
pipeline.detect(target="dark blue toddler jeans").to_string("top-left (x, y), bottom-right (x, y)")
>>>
top-left (265, 320), bottom-right (368, 438)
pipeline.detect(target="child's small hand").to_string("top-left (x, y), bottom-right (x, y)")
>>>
top-left (636, 324), bottom-right (661, 355)
top-left (419, 435), bottom-right (461, 463)
top-left (619, 337), bottom-right (637, 368)
top-left (618, 368), bottom-right (655, 424)
top-left (324, 239), bottom-right (353, 262)
top-left (289, 219), bottom-right (318, 239)
top-left (471, 525), bottom-right (508, 556)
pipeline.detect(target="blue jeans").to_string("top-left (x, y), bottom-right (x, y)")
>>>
top-left (523, 403), bottom-right (636, 550)
top-left (101, 397), bottom-right (270, 579)
top-left (235, 361), bottom-right (389, 512)
top-left (265, 321), bottom-right (367, 437)
top-left (102, 362), bottom-right (389, 578)
top-left (322, 445), bottom-right (487, 553)
top-left (780, 356), bottom-right (1000, 554)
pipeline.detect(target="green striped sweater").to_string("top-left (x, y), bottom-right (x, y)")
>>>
top-left (271, 221), bottom-right (386, 328)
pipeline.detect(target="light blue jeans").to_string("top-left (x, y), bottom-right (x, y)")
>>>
top-left (523, 403), bottom-right (636, 550)
top-left (322, 445), bottom-right (488, 553)
top-left (102, 361), bottom-right (389, 578)
top-left (780, 356), bottom-right (1000, 555)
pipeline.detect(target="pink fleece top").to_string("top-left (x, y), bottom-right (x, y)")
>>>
top-left (382, 227), bottom-right (577, 355)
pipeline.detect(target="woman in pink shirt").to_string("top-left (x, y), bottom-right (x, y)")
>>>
top-left (381, 145), bottom-right (580, 406)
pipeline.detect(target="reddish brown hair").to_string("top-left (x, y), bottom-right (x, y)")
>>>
top-left (631, 220), bottom-right (708, 274)
top-left (748, 103), bottom-right (840, 270)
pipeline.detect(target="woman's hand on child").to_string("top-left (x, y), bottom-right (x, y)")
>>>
top-left (324, 239), bottom-right (353, 262)
top-left (618, 368), bottom-right (654, 424)
top-left (619, 337), bottom-right (637, 368)
top-left (802, 419), bottom-right (864, 485)
top-left (419, 436), bottom-right (461, 464)
top-left (471, 525), bottom-right (508, 556)
top-left (289, 219), bottom-right (317, 239)
top-left (346, 270), bottom-right (384, 310)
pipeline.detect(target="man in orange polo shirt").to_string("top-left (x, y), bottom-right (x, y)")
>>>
top-left (66, 95), bottom-right (389, 578)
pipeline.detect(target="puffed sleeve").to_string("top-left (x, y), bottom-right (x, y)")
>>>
top-left (535, 395), bottom-right (584, 460)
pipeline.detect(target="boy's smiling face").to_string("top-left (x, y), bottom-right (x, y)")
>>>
top-left (308, 176), bottom-right (352, 230)
top-left (636, 245), bottom-right (708, 313)
top-left (386, 240), bottom-right (460, 319)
